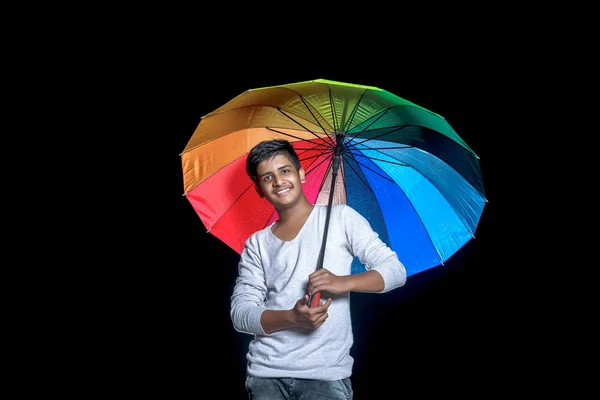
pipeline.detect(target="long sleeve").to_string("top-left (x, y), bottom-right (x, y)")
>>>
top-left (342, 205), bottom-right (407, 292)
top-left (230, 234), bottom-right (268, 336)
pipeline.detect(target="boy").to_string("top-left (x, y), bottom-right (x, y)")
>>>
top-left (230, 139), bottom-right (407, 399)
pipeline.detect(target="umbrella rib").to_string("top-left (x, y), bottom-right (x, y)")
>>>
top-left (340, 151), bottom-right (380, 192)
top-left (367, 103), bottom-right (478, 158)
top-left (352, 125), bottom-right (411, 146)
top-left (266, 127), bottom-right (333, 149)
top-left (327, 86), bottom-right (339, 133)
top-left (344, 139), bottom-right (412, 154)
top-left (280, 87), bottom-right (337, 146)
top-left (342, 89), bottom-right (369, 133)
top-left (349, 145), bottom-right (412, 151)
top-left (295, 146), bottom-right (334, 152)
top-left (350, 153), bottom-right (410, 167)
top-left (302, 149), bottom-right (335, 177)
top-left (342, 148), bottom-right (396, 184)
top-left (207, 180), bottom-right (266, 234)
top-left (298, 152), bottom-right (332, 162)
top-left (338, 150), bottom-right (397, 226)
top-left (277, 89), bottom-right (336, 143)
top-left (299, 148), bottom-right (337, 207)
top-left (346, 108), bottom-right (391, 141)
top-left (343, 140), bottom-right (411, 167)
top-left (276, 109), bottom-right (336, 147)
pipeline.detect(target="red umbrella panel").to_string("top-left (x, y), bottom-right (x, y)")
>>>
top-left (182, 127), bottom-right (341, 254)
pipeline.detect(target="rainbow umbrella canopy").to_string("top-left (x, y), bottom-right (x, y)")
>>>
top-left (181, 79), bottom-right (486, 276)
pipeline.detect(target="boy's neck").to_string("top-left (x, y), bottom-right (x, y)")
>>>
top-left (276, 198), bottom-right (314, 224)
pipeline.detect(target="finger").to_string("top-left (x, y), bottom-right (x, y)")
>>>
top-left (298, 294), bottom-right (309, 307)
top-left (310, 281), bottom-right (328, 295)
top-left (316, 311), bottom-right (329, 326)
top-left (309, 269), bottom-right (326, 279)
top-left (315, 297), bottom-right (332, 309)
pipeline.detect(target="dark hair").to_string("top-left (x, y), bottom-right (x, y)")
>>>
top-left (246, 139), bottom-right (301, 184)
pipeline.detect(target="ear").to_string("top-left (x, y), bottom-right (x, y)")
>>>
top-left (254, 185), bottom-right (265, 198)
top-left (299, 167), bottom-right (306, 183)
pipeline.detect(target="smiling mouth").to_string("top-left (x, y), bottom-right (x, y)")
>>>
top-left (274, 188), bottom-right (291, 195)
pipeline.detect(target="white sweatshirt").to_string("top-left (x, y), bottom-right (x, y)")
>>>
top-left (230, 204), bottom-right (407, 381)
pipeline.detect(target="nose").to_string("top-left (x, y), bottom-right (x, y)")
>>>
top-left (272, 174), bottom-right (283, 186)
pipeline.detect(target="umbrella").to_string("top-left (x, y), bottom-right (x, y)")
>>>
top-left (181, 79), bottom-right (486, 304)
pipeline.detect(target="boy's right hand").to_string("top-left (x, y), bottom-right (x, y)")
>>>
top-left (292, 294), bottom-right (332, 330)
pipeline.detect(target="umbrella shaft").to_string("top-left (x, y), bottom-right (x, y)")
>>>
top-left (316, 154), bottom-right (341, 270)
top-left (308, 154), bottom-right (341, 308)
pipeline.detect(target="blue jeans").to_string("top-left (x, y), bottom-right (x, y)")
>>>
top-left (245, 376), bottom-right (353, 399)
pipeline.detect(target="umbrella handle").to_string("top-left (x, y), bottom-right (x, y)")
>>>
top-left (308, 292), bottom-right (321, 308)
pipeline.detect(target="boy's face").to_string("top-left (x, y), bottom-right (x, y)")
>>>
top-left (255, 153), bottom-right (306, 209)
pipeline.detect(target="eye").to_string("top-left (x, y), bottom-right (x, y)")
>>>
top-left (262, 175), bottom-right (272, 182)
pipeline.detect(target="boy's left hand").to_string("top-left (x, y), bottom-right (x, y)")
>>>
top-left (307, 268), bottom-right (350, 296)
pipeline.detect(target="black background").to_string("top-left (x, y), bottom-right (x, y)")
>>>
top-left (102, 42), bottom-right (594, 397)
top-left (21, 9), bottom-right (596, 397)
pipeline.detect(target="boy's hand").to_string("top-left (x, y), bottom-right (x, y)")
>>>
top-left (307, 268), bottom-right (350, 296)
top-left (292, 295), bottom-right (332, 330)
